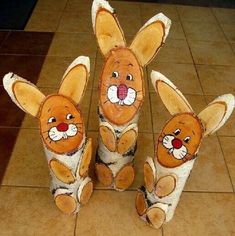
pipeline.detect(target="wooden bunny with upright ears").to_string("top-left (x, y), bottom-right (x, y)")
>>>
top-left (3, 56), bottom-right (93, 214)
top-left (136, 71), bottom-right (234, 229)
top-left (92, 0), bottom-right (171, 191)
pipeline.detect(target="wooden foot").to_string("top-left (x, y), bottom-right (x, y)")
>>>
top-left (146, 207), bottom-right (166, 229)
top-left (135, 191), bottom-right (148, 216)
top-left (50, 159), bottom-right (75, 184)
top-left (95, 163), bottom-right (113, 186)
top-left (78, 138), bottom-right (92, 177)
top-left (114, 164), bottom-right (134, 190)
top-left (144, 161), bottom-right (155, 193)
top-left (55, 194), bottom-right (77, 214)
top-left (79, 181), bottom-right (93, 205)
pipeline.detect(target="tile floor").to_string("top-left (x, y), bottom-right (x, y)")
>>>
top-left (0, 0), bottom-right (235, 235)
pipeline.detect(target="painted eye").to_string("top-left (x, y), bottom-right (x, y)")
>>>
top-left (112, 71), bottom-right (119, 78)
top-left (174, 129), bottom-right (181, 136)
top-left (48, 117), bottom-right (56, 123)
top-left (66, 113), bottom-right (74, 120)
top-left (184, 136), bottom-right (191, 143)
top-left (126, 74), bottom-right (133, 81)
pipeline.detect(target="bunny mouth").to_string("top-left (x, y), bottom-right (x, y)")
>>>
top-left (107, 84), bottom-right (136, 106)
top-left (48, 123), bottom-right (79, 141)
top-left (162, 134), bottom-right (188, 160)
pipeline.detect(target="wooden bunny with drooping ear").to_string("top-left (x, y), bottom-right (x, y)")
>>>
top-left (136, 71), bottom-right (234, 229)
top-left (92, 0), bottom-right (171, 191)
top-left (3, 56), bottom-right (93, 214)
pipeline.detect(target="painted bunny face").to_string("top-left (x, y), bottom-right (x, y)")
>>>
top-left (3, 56), bottom-right (90, 155)
top-left (151, 70), bottom-right (234, 169)
top-left (40, 95), bottom-right (85, 154)
top-left (92, 0), bottom-right (171, 126)
top-left (157, 113), bottom-right (203, 168)
top-left (100, 48), bottom-right (144, 125)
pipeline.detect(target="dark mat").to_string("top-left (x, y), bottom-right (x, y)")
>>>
top-left (0, 0), bottom-right (37, 30)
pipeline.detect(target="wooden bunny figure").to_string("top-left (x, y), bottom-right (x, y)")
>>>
top-left (3, 56), bottom-right (93, 214)
top-left (92, 0), bottom-right (171, 191)
top-left (136, 71), bottom-right (234, 228)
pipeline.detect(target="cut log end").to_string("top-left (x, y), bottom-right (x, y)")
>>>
top-left (55, 194), bottom-right (77, 214)
top-left (99, 125), bottom-right (116, 152)
top-left (95, 163), bottom-right (113, 186)
top-left (115, 165), bottom-right (135, 190)
top-left (79, 138), bottom-right (92, 177)
top-left (144, 162), bottom-right (155, 193)
top-left (135, 191), bottom-right (148, 216)
top-left (50, 159), bottom-right (75, 184)
top-left (146, 207), bottom-right (166, 229)
top-left (117, 129), bottom-right (137, 155)
top-left (155, 175), bottom-right (176, 198)
top-left (79, 181), bottom-right (93, 205)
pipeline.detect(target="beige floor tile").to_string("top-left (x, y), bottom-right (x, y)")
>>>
top-left (88, 89), bottom-right (99, 131)
top-left (65, 0), bottom-right (92, 13)
top-left (148, 62), bottom-right (203, 94)
top-left (118, 15), bottom-right (142, 36)
top-left (184, 136), bottom-right (233, 192)
top-left (168, 21), bottom-right (185, 40)
top-left (196, 65), bottom-right (235, 95)
top-left (48, 33), bottom-right (97, 59)
top-left (231, 42), bottom-right (235, 53)
top-left (212, 8), bottom-right (235, 24)
top-left (34, 0), bottom-right (67, 12)
top-left (111, 1), bottom-right (141, 16)
top-left (37, 56), bottom-right (95, 89)
top-left (219, 137), bottom-right (235, 189)
top-left (132, 132), bottom-right (154, 189)
top-left (177, 5), bottom-right (217, 23)
top-left (57, 12), bottom-right (93, 33)
top-left (25, 10), bottom-right (62, 32)
top-left (140, 3), bottom-right (179, 21)
top-left (189, 40), bottom-right (235, 65)
top-left (220, 23), bottom-right (235, 42)
top-left (139, 96), bottom-right (152, 133)
top-left (0, 186), bottom-right (76, 236)
top-left (182, 21), bottom-right (226, 42)
top-left (93, 57), bottom-right (103, 89)
top-left (2, 129), bottom-right (50, 187)
top-left (164, 192), bottom-right (235, 236)
top-left (157, 38), bottom-right (193, 64)
top-left (75, 190), bottom-right (162, 236)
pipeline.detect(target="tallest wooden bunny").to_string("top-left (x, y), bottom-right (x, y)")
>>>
top-left (92, 0), bottom-right (171, 190)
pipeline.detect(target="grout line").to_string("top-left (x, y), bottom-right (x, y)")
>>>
top-left (54, 0), bottom-right (69, 32)
top-left (1, 184), bottom-right (48, 189)
top-left (211, 8), bottom-right (235, 55)
top-left (216, 136), bottom-right (235, 193)
top-left (74, 214), bottom-right (78, 236)
top-left (175, 6), bottom-right (208, 106)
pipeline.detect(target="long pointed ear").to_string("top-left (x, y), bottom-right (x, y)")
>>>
top-left (3, 73), bottom-right (45, 117)
top-left (151, 71), bottom-right (193, 115)
top-left (92, 0), bottom-right (126, 57)
top-left (130, 13), bottom-right (171, 66)
top-left (198, 94), bottom-right (234, 137)
top-left (59, 56), bottom-right (90, 104)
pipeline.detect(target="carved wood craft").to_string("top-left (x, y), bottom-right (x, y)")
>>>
top-left (3, 56), bottom-right (93, 214)
top-left (92, 0), bottom-right (171, 191)
top-left (135, 71), bottom-right (235, 228)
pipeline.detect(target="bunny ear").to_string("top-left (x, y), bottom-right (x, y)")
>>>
top-left (130, 13), bottom-right (171, 66)
top-left (3, 73), bottom-right (45, 117)
top-left (59, 56), bottom-right (90, 104)
top-left (92, 0), bottom-right (126, 57)
top-left (151, 71), bottom-right (193, 115)
top-left (198, 94), bottom-right (234, 137)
